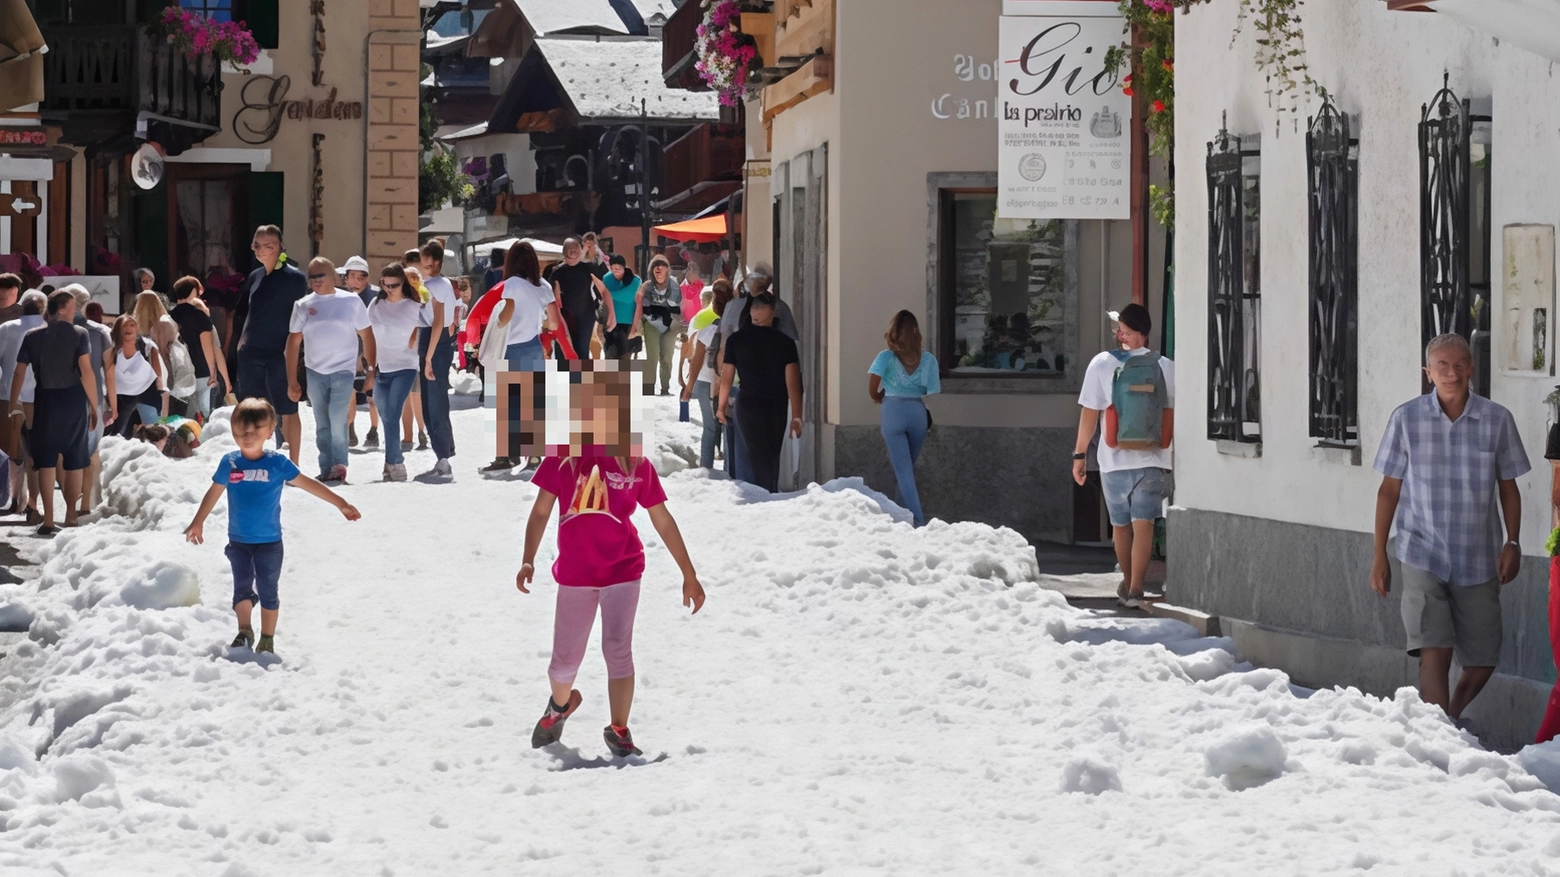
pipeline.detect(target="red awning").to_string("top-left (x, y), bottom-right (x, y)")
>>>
top-left (651, 215), bottom-right (728, 243)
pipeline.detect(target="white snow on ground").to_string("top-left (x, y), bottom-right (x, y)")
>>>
top-left (2, 396), bottom-right (1560, 875)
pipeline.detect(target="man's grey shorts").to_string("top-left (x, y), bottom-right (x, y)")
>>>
top-left (1100, 466), bottom-right (1173, 527)
top-left (1400, 565), bottom-right (1502, 668)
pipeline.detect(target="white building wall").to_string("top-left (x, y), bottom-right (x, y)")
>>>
top-left (1175, 1), bottom-right (1560, 556)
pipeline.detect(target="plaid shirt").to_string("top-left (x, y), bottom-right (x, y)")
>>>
top-left (1373, 392), bottom-right (1530, 585)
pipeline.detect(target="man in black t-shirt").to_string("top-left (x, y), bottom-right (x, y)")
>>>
top-left (8, 291), bottom-right (98, 534)
top-left (169, 277), bottom-right (233, 422)
top-left (235, 225), bottom-right (309, 464)
top-left (549, 238), bottom-right (614, 362)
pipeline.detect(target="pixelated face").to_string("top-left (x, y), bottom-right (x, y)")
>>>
top-left (489, 360), bottom-right (646, 459)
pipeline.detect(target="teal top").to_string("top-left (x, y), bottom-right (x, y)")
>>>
top-left (603, 273), bottom-right (638, 322)
top-left (869, 349), bottom-right (941, 397)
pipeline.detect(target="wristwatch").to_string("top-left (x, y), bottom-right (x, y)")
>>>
top-left (1072, 452), bottom-right (1087, 460)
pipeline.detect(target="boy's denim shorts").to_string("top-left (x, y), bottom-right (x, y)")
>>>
top-left (1100, 467), bottom-right (1173, 526)
top-left (226, 540), bottom-right (284, 611)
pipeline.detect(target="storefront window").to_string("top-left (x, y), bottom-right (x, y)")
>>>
top-left (940, 190), bottom-right (1067, 375)
top-left (175, 178), bottom-right (239, 280)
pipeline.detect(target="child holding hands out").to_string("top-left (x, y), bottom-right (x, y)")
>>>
top-left (185, 398), bottom-right (360, 655)
top-left (518, 363), bottom-right (704, 757)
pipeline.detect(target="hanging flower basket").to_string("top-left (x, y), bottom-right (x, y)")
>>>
top-left (693, 0), bottom-right (759, 107)
top-left (157, 8), bottom-right (261, 69)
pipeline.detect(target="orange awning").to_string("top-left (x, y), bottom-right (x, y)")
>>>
top-left (652, 215), bottom-right (728, 243)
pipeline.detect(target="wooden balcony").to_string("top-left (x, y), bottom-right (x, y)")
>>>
top-left (41, 25), bottom-right (223, 149)
top-left (662, 0), bottom-right (705, 89)
top-left (659, 123), bottom-right (743, 204)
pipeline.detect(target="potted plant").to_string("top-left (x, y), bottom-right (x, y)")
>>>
top-left (693, 0), bottom-right (759, 107)
top-left (158, 8), bottom-right (262, 72)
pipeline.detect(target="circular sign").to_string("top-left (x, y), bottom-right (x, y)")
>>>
top-left (1018, 153), bottom-right (1047, 182)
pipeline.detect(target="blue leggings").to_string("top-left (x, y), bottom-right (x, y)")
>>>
top-left (880, 396), bottom-right (929, 526)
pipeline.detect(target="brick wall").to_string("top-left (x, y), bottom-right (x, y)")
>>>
top-left (366, 0), bottom-right (423, 267)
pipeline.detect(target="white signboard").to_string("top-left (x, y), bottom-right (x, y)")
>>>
top-left (998, 13), bottom-right (1130, 220)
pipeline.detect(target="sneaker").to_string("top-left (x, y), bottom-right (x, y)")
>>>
top-left (230, 628), bottom-right (254, 649)
top-left (318, 470), bottom-right (338, 484)
top-left (423, 458), bottom-right (453, 479)
top-left (416, 430), bottom-right (429, 451)
top-left (331, 464), bottom-right (348, 484)
top-left (349, 424), bottom-right (359, 447)
top-left (480, 456), bottom-right (513, 473)
top-left (1123, 592), bottom-right (1144, 610)
top-left (531, 690), bottom-right (582, 748)
top-left (603, 724), bottom-right (643, 758)
top-left (1115, 581), bottom-right (1130, 608)
top-left (255, 634), bottom-right (275, 654)
top-left (386, 463), bottom-right (408, 482)
top-left (365, 426), bottom-right (380, 449)
top-left (401, 440), bottom-right (413, 453)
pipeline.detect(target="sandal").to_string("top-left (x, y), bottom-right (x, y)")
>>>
top-left (34, 524), bottom-right (57, 537)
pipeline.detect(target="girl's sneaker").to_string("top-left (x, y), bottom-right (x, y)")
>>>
top-left (603, 725), bottom-right (642, 758)
top-left (231, 627), bottom-right (254, 649)
top-left (531, 690), bottom-right (582, 748)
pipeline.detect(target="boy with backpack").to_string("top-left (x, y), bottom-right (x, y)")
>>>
top-left (1072, 303), bottom-right (1174, 609)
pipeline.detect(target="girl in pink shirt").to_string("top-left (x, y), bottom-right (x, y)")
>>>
top-left (517, 367), bottom-right (705, 758)
top-left (679, 262), bottom-right (705, 324)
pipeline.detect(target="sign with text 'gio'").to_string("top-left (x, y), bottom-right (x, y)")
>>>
top-left (998, 11), bottom-right (1130, 220)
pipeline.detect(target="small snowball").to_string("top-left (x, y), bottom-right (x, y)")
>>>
top-left (51, 755), bottom-right (114, 803)
top-left (1205, 726), bottom-right (1288, 791)
top-left (121, 561), bottom-right (201, 611)
top-left (1060, 757), bottom-right (1123, 795)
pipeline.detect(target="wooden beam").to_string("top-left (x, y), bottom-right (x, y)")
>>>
top-left (775, 0), bottom-right (830, 60)
top-left (761, 54), bottom-right (832, 123)
top-left (741, 12), bottom-right (777, 67)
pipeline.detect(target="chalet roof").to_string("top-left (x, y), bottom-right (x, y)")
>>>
top-left (533, 37), bottom-right (719, 122)
top-left (513, 0), bottom-right (631, 36)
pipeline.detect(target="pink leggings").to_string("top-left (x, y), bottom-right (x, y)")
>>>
top-left (548, 580), bottom-right (641, 683)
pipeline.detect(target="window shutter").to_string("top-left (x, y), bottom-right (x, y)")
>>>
top-left (247, 171), bottom-right (284, 269)
top-left (131, 178), bottom-right (169, 296)
top-left (237, 0), bottom-right (279, 49)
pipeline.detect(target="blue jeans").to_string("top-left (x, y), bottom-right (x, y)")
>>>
top-left (880, 396), bottom-right (929, 526)
top-left (306, 368), bottom-right (355, 473)
top-left (226, 540), bottom-right (284, 611)
top-left (505, 336), bottom-right (545, 370)
top-left (725, 385), bottom-right (754, 483)
top-left (373, 369), bottom-right (417, 465)
top-left (417, 328), bottom-right (456, 459)
top-left (694, 380), bottom-right (719, 469)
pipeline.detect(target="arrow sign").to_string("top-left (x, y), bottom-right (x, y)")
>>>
top-left (0, 196), bottom-right (40, 218)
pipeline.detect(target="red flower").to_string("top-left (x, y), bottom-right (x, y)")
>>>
top-left (1162, 59), bottom-right (1174, 72)
top-left (1151, 100), bottom-right (1166, 113)
top-left (1123, 86), bottom-right (1134, 96)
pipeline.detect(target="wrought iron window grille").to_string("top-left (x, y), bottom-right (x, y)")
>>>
top-left (1206, 113), bottom-right (1263, 443)
top-left (1307, 97), bottom-right (1360, 447)
top-left (1419, 72), bottom-right (1493, 396)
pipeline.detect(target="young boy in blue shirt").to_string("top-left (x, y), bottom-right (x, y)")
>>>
top-left (185, 398), bottom-right (360, 654)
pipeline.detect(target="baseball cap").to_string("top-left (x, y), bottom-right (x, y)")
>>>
top-left (1108, 302), bottom-right (1152, 335)
top-left (342, 255), bottom-right (370, 274)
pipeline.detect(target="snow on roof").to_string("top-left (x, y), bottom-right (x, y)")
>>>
top-left (629, 0), bottom-right (679, 22)
top-left (535, 37), bottom-right (720, 121)
top-left (513, 0), bottom-right (630, 36)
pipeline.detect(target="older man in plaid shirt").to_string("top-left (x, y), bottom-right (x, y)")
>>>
top-left (1371, 333), bottom-right (1529, 721)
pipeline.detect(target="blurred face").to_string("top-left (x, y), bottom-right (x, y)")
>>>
top-left (344, 270), bottom-right (370, 292)
top-left (584, 238), bottom-right (597, 257)
top-left (234, 420), bottom-right (274, 456)
top-left (577, 380), bottom-right (627, 451)
top-left (686, 263), bottom-right (700, 281)
top-left (405, 267), bottom-right (423, 288)
top-left (610, 263), bottom-right (627, 281)
top-left (380, 274), bottom-right (405, 300)
top-left (750, 300), bottom-right (775, 326)
top-left (139, 273), bottom-right (154, 291)
top-left (120, 317), bottom-right (139, 344)
top-left (1425, 342), bottom-right (1473, 399)
top-left (563, 244), bottom-right (582, 265)
top-left (1114, 322), bottom-right (1146, 351)
top-left (652, 265), bottom-right (669, 285)
top-left (307, 264), bottom-right (336, 294)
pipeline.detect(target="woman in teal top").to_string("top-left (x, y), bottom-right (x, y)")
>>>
top-left (867, 310), bottom-right (940, 527)
top-left (602, 255), bottom-right (642, 360)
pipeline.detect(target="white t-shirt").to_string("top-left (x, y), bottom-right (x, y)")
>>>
top-left (289, 291), bottom-right (370, 375)
top-left (1078, 347), bottom-right (1175, 474)
top-left (419, 275), bottom-right (461, 330)
top-left (368, 297), bottom-right (423, 373)
top-left (500, 277), bottom-right (555, 345)
top-left (115, 339), bottom-right (161, 397)
top-left (694, 324), bottom-right (719, 385)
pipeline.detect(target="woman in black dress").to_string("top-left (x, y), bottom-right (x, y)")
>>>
top-left (716, 280), bottom-right (803, 493)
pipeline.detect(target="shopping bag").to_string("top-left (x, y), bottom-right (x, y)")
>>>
top-left (1535, 555), bottom-right (1560, 744)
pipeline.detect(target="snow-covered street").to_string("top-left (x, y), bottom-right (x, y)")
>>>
top-left (2, 394), bottom-right (1560, 876)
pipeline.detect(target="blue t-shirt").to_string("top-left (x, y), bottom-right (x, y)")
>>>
top-left (212, 450), bottom-right (301, 544)
top-left (603, 273), bottom-right (638, 324)
top-left (869, 349), bottom-right (941, 398)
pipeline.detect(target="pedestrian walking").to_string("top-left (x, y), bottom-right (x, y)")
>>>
top-left (415, 240), bottom-right (461, 479)
top-left (602, 255), bottom-right (642, 361)
top-left (717, 265), bottom-right (799, 485)
top-left (1072, 303), bottom-right (1174, 609)
top-left (868, 311), bottom-right (940, 527)
top-left (132, 290), bottom-right (198, 415)
top-left (236, 225), bottom-right (309, 465)
top-left (549, 238), bottom-right (614, 363)
top-left (0, 273), bottom-right (22, 325)
top-left (681, 278), bottom-right (733, 470)
top-left (367, 263), bottom-right (422, 482)
top-left (341, 255), bottom-right (382, 450)
top-left (286, 257), bottom-right (375, 485)
top-left (7, 290), bottom-right (99, 535)
top-left (108, 314), bottom-right (170, 438)
top-left (169, 276), bottom-right (233, 421)
top-left (1371, 332), bottom-right (1529, 722)
top-left (517, 363), bottom-right (705, 757)
top-left (639, 255), bottom-right (682, 397)
top-left (67, 285), bottom-right (111, 517)
top-left (184, 398), bottom-right (360, 656)
top-left (403, 265), bottom-right (431, 452)
top-left (478, 242), bottom-right (564, 473)
top-left (718, 282), bottom-right (803, 493)
top-left (0, 287), bottom-right (41, 516)
top-left (680, 262), bottom-right (705, 325)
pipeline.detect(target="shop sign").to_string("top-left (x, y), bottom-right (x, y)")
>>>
top-left (233, 75), bottom-right (365, 145)
top-left (997, 12), bottom-right (1130, 220)
top-left (0, 127), bottom-right (48, 149)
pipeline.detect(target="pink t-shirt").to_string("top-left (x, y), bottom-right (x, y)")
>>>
top-left (532, 453), bottom-right (668, 587)
top-left (680, 281), bottom-right (704, 323)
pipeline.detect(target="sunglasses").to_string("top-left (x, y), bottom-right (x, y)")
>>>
top-left (381, 281), bottom-right (403, 289)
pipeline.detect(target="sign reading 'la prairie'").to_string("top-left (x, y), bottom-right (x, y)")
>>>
top-left (998, 8), bottom-right (1130, 220)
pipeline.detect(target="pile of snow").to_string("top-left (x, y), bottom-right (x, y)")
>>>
top-left (0, 396), bottom-right (1555, 873)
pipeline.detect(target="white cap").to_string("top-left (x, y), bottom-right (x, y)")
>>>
top-left (342, 255), bottom-right (370, 274)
